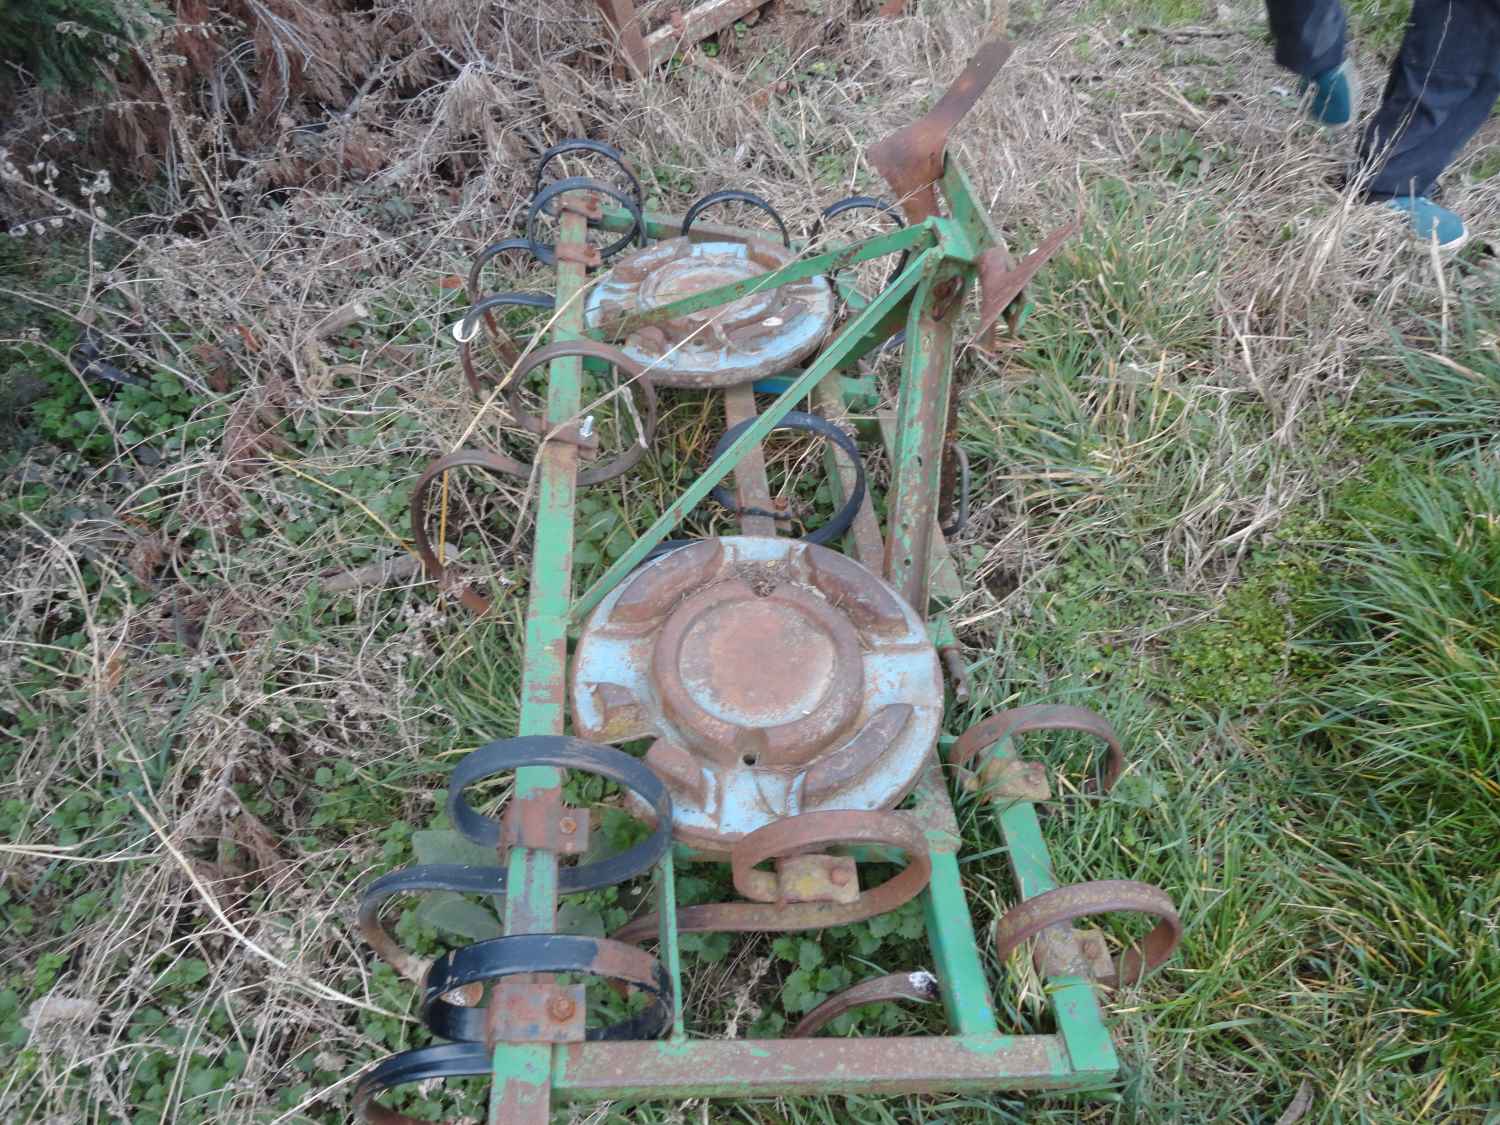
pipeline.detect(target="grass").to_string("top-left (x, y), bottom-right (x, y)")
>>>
top-left (4, 0), bottom-right (1500, 1121)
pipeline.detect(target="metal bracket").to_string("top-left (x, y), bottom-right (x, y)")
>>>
top-left (500, 795), bottom-right (592, 855)
top-left (981, 757), bottom-right (1051, 802)
top-left (486, 979), bottom-right (588, 1045)
top-left (763, 854), bottom-right (861, 905)
top-left (560, 191), bottom-right (605, 221)
top-left (1032, 925), bottom-right (1116, 982)
top-left (557, 241), bottom-right (604, 269)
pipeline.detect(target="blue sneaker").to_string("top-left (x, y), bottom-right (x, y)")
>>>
top-left (1301, 59), bottom-right (1360, 129)
top-left (1384, 196), bottom-right (1469, 252)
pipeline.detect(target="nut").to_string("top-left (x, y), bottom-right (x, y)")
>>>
top-left (547, 994), bottom-right (578, 1022)
top-left (559, 816), bottom-right (578, 835)
top-left (829, 867), bottom-right (851, 887)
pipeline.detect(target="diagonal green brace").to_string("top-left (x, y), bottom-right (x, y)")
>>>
top-left (569, 245), bottom-right (940, 624)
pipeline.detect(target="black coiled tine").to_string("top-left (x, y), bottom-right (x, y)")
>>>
top-left (681, 189), bottom-right (792, 247)
top-left (810, 194), bottom-right (909, 298)
top-left (939, 442), bottom-right (969, 538)
top-left (526, 176), bottom-right (646, 266)
top-left (534, 138), bottom-right (644, 209)
top-left (466, 238), bottom-right (542, 306)
top-left (707, 409), bottom-right (867, 546)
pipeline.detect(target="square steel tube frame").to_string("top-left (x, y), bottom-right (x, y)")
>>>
top-left (484, 166), bottom-right (1119, 1121)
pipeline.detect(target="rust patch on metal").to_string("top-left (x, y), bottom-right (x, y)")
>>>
top-left (487, 979), bottom-right (588, 1045)
top-left (974, 218), bottom-right (1080, 350)
top-left (992, 880), bottom-right (1182, 988)
top-left (557, 241), bottom-right (604, 269)
top-left (609, 539), bottom-right (724, 625)
top-left (500, 789), bottom-right (592, 855)
top-left (643, 738), bottom-right (708, 807)
top-left (761, 854), bottom-right (861, 905)
top-left (802, 547), bottom-right (909, 638)
top-left (867, 40), bottom-right (1015, 224)
top-left (980, 757), bottom-right (1051, 802)
top-left (801, 704), bottom-right (913, 804)
top-left (589, 681), bottom-right (645, 739)
top-left (651, 578), bottom-right (864, 769)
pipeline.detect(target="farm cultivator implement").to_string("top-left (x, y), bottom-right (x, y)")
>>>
top-left (353, 41), bottom-right (1183, 1122)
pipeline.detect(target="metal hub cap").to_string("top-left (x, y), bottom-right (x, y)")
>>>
top-left (571, 537), bottom-right (943, 851)
top-left (585, 239), bottom-right (835, 387)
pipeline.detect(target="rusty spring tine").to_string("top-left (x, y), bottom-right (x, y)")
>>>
top-left (681, 188), bottom-right (792, 248)
top-left (948, 704), bottom-right (1126, 795)
top-left (409, 448), bottom-right (531, 616)
top-left (867, 39), bottom-right (1015, 223)
top-left (789, 970), bottom-right (940, 1038)
top-left (494, 339), bottom-right (659, 488)
top-left (354, 1042), bottom-right (491, 1125)
top-left (534, 138), bottom-right (644, 210)
top-left (612, 810), bottom-right (931, 945)
top-left (992, 879), bottom-right (1183, 988)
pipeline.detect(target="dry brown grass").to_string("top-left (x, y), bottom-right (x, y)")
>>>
top-left (3, 0), bottom-right (1499, 1121)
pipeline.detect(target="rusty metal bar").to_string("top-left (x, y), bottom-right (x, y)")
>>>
top-left (722, 384), bottom-right (778, 537)
top-left (594, 0), bottom-right (651, 77)
top-left (548, 1034), bottom-right (1106, 1100)
top-left (643, 0), bottom-right (766, 66)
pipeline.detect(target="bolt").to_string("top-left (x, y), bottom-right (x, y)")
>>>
top-left (547, 994), bottom-right (577, 1022)
top-left (559, 816), bottom-right (578, 835)
top-left (830, 867), bottom-right (851, 887)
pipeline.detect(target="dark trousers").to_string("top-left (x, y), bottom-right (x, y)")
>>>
top-left (1266, 0), bottom-right (1500, 198)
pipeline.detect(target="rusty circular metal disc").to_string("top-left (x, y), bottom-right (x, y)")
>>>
top-left (570, 537), bottom-right (943, 851)
top-left (584, 238), bottom-right (835, 388)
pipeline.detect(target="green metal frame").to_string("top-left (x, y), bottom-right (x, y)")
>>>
top-left (479, 161), bottom-right (1119, 1122)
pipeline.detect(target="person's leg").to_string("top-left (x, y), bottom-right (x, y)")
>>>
top-left (1266, 0), bottom-right (1360, 126)
top-left (1361, 0), bottom-right (1500, 200)
top-left (1265, 0), bottom-right (1349, 78)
